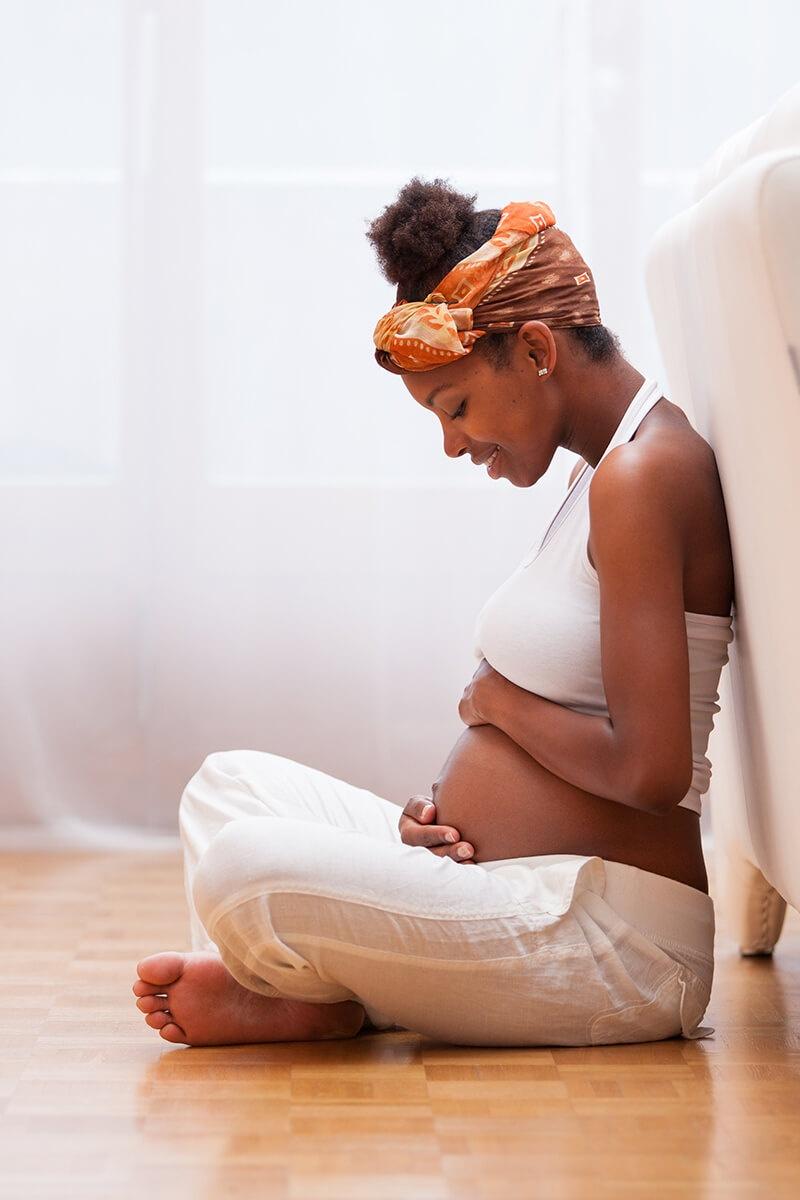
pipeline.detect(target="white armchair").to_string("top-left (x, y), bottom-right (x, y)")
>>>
top-left (644, 82), bottom-right (800, 953)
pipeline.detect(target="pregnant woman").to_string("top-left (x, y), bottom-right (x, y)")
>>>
top-left (132, 179), bottom-right (735, 1049)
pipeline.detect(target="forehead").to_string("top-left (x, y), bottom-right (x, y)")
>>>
top-left (402, 359), bottom-right (478, 407)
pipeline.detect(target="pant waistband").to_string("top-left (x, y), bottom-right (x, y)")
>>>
top-left (600, 857), bottom-right (715, 964)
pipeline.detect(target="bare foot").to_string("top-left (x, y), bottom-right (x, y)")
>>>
top-left (132, 951), bottom-right (366, 1047)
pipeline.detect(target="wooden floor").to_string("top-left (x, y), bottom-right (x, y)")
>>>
top-left (1, 847), bottom-right (798, 1200)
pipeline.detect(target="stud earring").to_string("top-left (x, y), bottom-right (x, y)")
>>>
top-left (538, 367), bottom-right (548, 376)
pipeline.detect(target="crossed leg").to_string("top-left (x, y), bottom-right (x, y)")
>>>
top-left (132, 749), bottom-right (595, 1048)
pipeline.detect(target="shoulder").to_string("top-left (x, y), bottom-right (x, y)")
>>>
top-left (585, 434), bottom-right (700, 584)
top-left (586, 445), bottom-right (684, 591)
top-left (588, 422), bottom-right (712, 536)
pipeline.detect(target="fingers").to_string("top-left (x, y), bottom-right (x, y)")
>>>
top-left (398, 816), bottom-right (475, 862)
top-left (428, 841), bottom-right (476, 863)
top-left (402, 794), bottom-right (437, 823)
top-left (398, 793), bottom-right (475, 862)
top-left (399, 817), bottom-right (464, 849)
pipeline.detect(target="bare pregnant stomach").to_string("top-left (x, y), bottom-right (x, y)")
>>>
top-left (431, 724), bottom-right (709, 894)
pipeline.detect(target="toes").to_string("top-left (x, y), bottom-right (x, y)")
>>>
top-left (145, 1010), bottom-right (174, 1029)
top-left (137, 995), bottom-right (170, 1014)
top-left (159, 1022), bottom-right (189, 1044)
top-left (132, 979), bottom-right (168, 997)
top-left (136, 952), bottom-right (185, 987)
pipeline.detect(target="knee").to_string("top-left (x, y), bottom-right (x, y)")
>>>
top-left (182, 750), bottom-right (238, 794)
top-left (179, 750), bottom-right (221, 816)
top-left (178, 749), bottom-right (254, 828)
top-left (177, 764), bottom-right (201, 853)
top-left (191, 815), bottom-right (312, 931)
top-left (191, 816), bottom-right (262, 928)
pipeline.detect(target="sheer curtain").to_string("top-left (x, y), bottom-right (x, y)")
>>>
top-left (1, 0), bottom-right (797, 847)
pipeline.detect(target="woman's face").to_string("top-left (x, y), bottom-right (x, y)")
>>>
top-left (400, 321), bottom-right (559, 488)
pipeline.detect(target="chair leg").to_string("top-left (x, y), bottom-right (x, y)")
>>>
top-left (718, 845), bottom-right (788, 956)
top-left (709, 679), bottom-right (788, 956)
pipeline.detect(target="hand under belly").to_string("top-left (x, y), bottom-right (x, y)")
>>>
top-left (431, 724), bottom-right (708, 892)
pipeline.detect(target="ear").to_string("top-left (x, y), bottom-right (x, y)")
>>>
top-left (518, 320), bottom-right (557, 374)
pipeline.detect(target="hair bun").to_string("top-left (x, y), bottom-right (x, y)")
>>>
top-left (365, 176), bottom-right (477, 288)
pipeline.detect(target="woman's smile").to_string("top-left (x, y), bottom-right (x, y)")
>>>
top-left (485, 445), bottom-right (502, 476)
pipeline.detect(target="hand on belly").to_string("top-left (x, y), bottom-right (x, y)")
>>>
top-left (430, 723), bottom-right (648, 864)
top-left (427, 721), bottom-right (708, 892)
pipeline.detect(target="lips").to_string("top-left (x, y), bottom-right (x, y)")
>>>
top-left (473, 445), bottom-right (499, 465)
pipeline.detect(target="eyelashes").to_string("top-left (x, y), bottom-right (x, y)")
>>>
top-left (453, 400), bottom-right (467, 419)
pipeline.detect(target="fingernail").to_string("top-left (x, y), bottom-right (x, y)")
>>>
top-left (457, 845), bottom-right (473, 858)
top-left (445, 832), bottom-right (457, 843)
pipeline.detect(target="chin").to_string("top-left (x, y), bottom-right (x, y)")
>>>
top-left (497, 460), bottom-right (525, 487)
top-left (494, 453), bottom-right (540, 488)
top-left (518, 462), bottom-right (544, 488)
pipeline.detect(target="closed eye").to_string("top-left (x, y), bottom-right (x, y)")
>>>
top-left (452, 400), bottom-right (467, 419)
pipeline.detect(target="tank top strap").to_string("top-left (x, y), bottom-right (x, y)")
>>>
top-left (592, 378), bottom-right (663, 473)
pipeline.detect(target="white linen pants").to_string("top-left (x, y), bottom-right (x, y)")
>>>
top-left (179, 749), bottom-right (716, 1047)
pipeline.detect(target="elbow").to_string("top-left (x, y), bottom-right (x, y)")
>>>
top-left (633, 761), bottom-right (694, 816)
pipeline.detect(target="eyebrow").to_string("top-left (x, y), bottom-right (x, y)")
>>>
top-left (424, 384), bottom-right (454, 409)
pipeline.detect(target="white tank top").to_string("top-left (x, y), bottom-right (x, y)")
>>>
top-left (472, 377), bottom-right (734, 816)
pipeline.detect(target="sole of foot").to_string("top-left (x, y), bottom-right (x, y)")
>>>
top-left (132, 950), bottom-right (366, 1047)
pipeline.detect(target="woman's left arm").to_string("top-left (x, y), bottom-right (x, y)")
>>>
top-left (463, 665), bottom-right (639, 810)
top-left (462, 448), bottom-right (695, 816)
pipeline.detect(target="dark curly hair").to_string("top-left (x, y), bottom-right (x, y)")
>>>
top-left (366, 176), bottom-right (621, 370)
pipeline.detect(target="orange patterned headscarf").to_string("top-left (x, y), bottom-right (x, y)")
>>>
top-left (372, 200), bottom-right (602, 373)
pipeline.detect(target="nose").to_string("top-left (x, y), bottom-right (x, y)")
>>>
top-left (442, 427), bottom-right (469, 459)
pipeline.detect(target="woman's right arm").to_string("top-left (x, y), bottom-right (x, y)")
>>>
top-left (398, 795), bottom-right (476, 863)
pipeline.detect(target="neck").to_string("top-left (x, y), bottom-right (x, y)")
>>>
top-left (561, 358), bottom-right (647, 468)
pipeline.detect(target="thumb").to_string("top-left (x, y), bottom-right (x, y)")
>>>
top-left (409, 794), bottom-right (436, 821)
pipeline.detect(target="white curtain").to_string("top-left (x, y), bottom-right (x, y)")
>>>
top-left (1, 0), bottom-right (798, 847)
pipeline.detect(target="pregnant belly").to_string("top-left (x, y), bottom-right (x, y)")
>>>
top-left (431, 724), bottom-right (708, 894)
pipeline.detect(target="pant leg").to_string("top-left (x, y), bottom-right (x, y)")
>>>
top-left (181, 750), bottom-right (694, 1046)
top-left (182, 751), bottom-right (630, 1045)
top-left (193, 813), bottom-right (598, 1045)
top-left (178, 748), bottom-right (402, 955)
